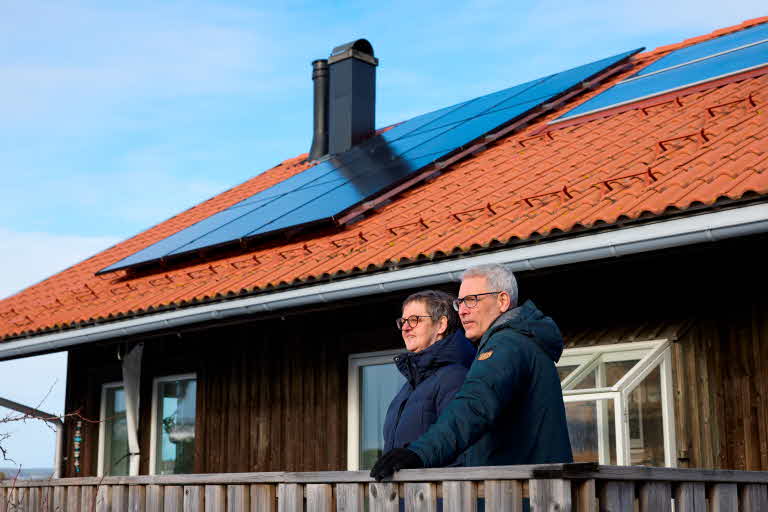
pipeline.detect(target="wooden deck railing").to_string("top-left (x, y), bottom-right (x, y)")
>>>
top-left (2, 463), bottom-right (768, 511)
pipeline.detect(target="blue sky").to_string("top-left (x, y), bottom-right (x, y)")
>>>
top-left (1, 0), bottom-right (765, 469)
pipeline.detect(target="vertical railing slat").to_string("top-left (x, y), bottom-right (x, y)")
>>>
top-left (129, 486), bottom-right (146, 512)
top-left (639, 482), bottom-right (671, 512)
top-left (740, 484), bottom-right (768, 511)
top-left (306, 484), bottom-right (333, 512)
top-left (52, 487), bottom-right (66, 512)
top-left (334, 484), bottom-right (362, 512)
top-left (404, 483), bottom-right (437, 512)
top-left (277, 484), bottom-right (303, 512)
top-left (572, 479), bottom-right (595, 512)
top-left (0, 487), bottom-right (6, 512)
top-left (67, 487), bottom-right (81, 511)
top-left (249, 485), bottom-right (275, 512)
top-left (183, 486), bottom-right (204, 512)
top-left (484, 480), bottom-right (521, 512)
top-left (226, 486), bottom-right (248, 512)
top-left (146, 485), bottom-right (164, 512)
top-left (204, 486), bottom-right (226, 512)
top-left (674, 482), bottom-right (705, 512)
top-left (82, 486), bottom-right (97, 512)
top-left (530, 479), bottom-right (571, 512)
top-left (368, 483), bottom-right (398, 512)
top-left (40, 487), bottom-right (53, 512)
top-left (442, 481), bottom-right (477, 512)
top-left (96, 485), bottom-right (112, 512)
top-left (709, 483), bottom-right (738, 512)
top-left (599, 481), bottom-right (634, 512)
top-left (28, 487), bottom-right (40, 512)
top-left (112, 486), bottom-right (129, 512)
top-left (164, 487), bottom-right (183, 512)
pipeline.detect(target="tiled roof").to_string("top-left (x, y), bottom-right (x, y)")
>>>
top-left (2, 17), bottom-right (767, 340)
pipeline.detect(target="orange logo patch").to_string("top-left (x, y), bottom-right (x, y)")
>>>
top-left (478, 350), bottom-right (493, 361)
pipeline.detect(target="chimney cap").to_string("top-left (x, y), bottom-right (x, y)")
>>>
top-left (331, 39), bottom-right (374, 57)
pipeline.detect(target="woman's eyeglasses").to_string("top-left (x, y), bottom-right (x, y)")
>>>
top-left (452, 292), bottom-right (501, 311)
top-left (395, 315), bottom-right (432, 330)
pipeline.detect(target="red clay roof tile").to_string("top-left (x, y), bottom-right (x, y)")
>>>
top-left (2, 18), bottom-right (768, 340)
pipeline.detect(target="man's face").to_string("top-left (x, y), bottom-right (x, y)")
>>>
top-left (457, 275), bottom-right (510, 341)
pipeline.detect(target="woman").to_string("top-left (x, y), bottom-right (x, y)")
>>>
top-left (383, 290), bottom-right (476, 466)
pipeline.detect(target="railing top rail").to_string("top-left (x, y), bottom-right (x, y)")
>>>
top-left (2, 463), bottom-right (768, 488)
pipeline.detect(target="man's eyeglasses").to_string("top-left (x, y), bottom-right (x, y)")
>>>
top-left (395, 315), bottom-right (432, 330)
top-left (452, 292), bottom-right (502, 311)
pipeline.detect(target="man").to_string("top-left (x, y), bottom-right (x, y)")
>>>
top-left (370, 263), bottom-right (572, 480)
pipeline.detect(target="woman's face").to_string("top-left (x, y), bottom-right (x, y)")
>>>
top-left (401, 300), bottom-right (446, 353)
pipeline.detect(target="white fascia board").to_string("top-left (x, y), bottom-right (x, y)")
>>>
top-left (1, 203), bottom-right (767, 361)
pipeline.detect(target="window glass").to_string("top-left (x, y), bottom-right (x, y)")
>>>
top-left (629, 365), bottom-right (665, 466)
top-left (565, 398), bottom-right (617, 464)
top-left (155, 377), bottom-right (196, 474)
top-left (557, 365), bottom-right (579, 381)
top-left (605, 360), bottom-right (639, 387)
top-left (359, 363), bottom-right (405, 470)
top-left (103, 386), bottom-right (129, 476)
top-left (570, 367), bottom-right (597, 390)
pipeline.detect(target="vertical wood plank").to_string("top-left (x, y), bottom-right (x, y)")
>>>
top-left (530, 479), bottom-right (571, 512)
top-left (484, 480), bottom-right (521, 512)
top-left (96, 486), bottom-right (112, 512)
top-left (129, 486), bottom-right (146, 512)
top-left (709, 483), bottom-right (738, 512)
top-left (40, 487), bottom-right (53, 512)
top-left (147, 485), bottom-right (164, 512)
top-left (368, 483), bottom-right (398, 512)
top-left (0, 488), bottom-right (6, 512)
top-left (334, 484), bottom-right (362, 512)
top-left (28, 487), bottom-right (40, 512)
top-left (277, 484), bottom-right (303, 512)
top-left (204, 486), bottom-right (225, 512)
top-left (306, 484), bottom-right (332, 512)
top-left (573, 479), bottom-right (595, 512)
top-left (443, 481), bottom-right (477, 512)
top-left (67, 487), bottom-right (81, 512)
top-left (404, 483), bottom-right (436, 512)
top-left (639, 482), bottom-right (670, 512)
top-left (226, 486), bottom-right (248, 512)
top-left (598, 481), bottom-right (633, 512)
top-left (164, 487), bottom-right (183, 512)
top-left (249, 485), bottom-right (275, 512)
top-left (183, 486), bottom-right (204, 512)
top-left (740, 484), bottom-right (768, 511)
top-left (52, 487), bottom-right (66, 512)
top-left (112, 486), bottom-right (129, 512)
top-left (82, 486), bottom-right (97, 512)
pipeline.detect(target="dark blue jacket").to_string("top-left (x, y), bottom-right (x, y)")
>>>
top-left (383, 331), bottom-right (476, 465)
top-left (409, 300), bottom-right (573, 467)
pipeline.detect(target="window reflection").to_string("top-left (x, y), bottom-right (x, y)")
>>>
top-left (565, 399), bottom-right (617, 464)
top-left (155, 378), bottom-right (196, 474)
top-left (629, 366), bottom-right (664, 466)
top-left (359, 364), bottom-right (405, 470)
top-left (103, 386), bottom-right (129, 476)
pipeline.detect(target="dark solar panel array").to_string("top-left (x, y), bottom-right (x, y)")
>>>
top-left (557, 23), bottom-right (768, 121)
top-left (99, 48), bottom-right (641, 274)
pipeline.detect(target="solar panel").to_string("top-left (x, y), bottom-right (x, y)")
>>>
top-left (556, 23), bottom-right (768, 122)
top-left (98, 48), bottom-right (641, 274)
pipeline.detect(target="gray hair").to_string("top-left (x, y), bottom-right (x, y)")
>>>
top-left (461, 264), bottom-right (518, 307)
top-left (402, 290), bottom-right (461, 336)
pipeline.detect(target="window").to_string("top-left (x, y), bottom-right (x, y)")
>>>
top-left (150, 374), bottom-right (197, 475)
top-left (559, 340), bottom-right (676, 467)
top-left (347, 350), bottom-right (405, 471)
top-left (348, 340), bottom-right (677, 470)
top-left (98, 382), bottom-right (129, 476)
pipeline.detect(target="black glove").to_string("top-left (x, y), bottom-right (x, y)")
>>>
top-left (369, 448), bottom-right (424, 481)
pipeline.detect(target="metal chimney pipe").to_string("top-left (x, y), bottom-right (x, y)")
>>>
top-left (308, 59), bottom-right (329, 161)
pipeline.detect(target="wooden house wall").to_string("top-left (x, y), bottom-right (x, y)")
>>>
top-left (61, 235), bottom-right (768, 476)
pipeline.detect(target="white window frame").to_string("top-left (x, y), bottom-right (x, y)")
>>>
top-left (149, 373), bottom-right (197, 476)
top-left (347, 349), bottom-right (402, 471)
top-left (97, 381), bottom-right (125, 477)
top-left (558, 339), bottom-right (677, 467)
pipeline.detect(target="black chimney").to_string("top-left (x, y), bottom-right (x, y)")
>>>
top-left (309, 59), bottom-right (329, 161)
top-left (327, 39), bottom-right (378, 155)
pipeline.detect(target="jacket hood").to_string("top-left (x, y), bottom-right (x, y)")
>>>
top-left (395, 330), bottom-right (476, 387)
top-left (479, 299), bottom-right (564, 362)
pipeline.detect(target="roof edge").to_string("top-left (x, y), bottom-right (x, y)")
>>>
top-left (2, 203), bottom-right (768, 361)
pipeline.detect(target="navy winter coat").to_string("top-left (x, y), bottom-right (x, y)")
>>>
top-left (409, 300), bottom-right (573, 467)
top-left (382, 330), bottom-right (476, 465)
